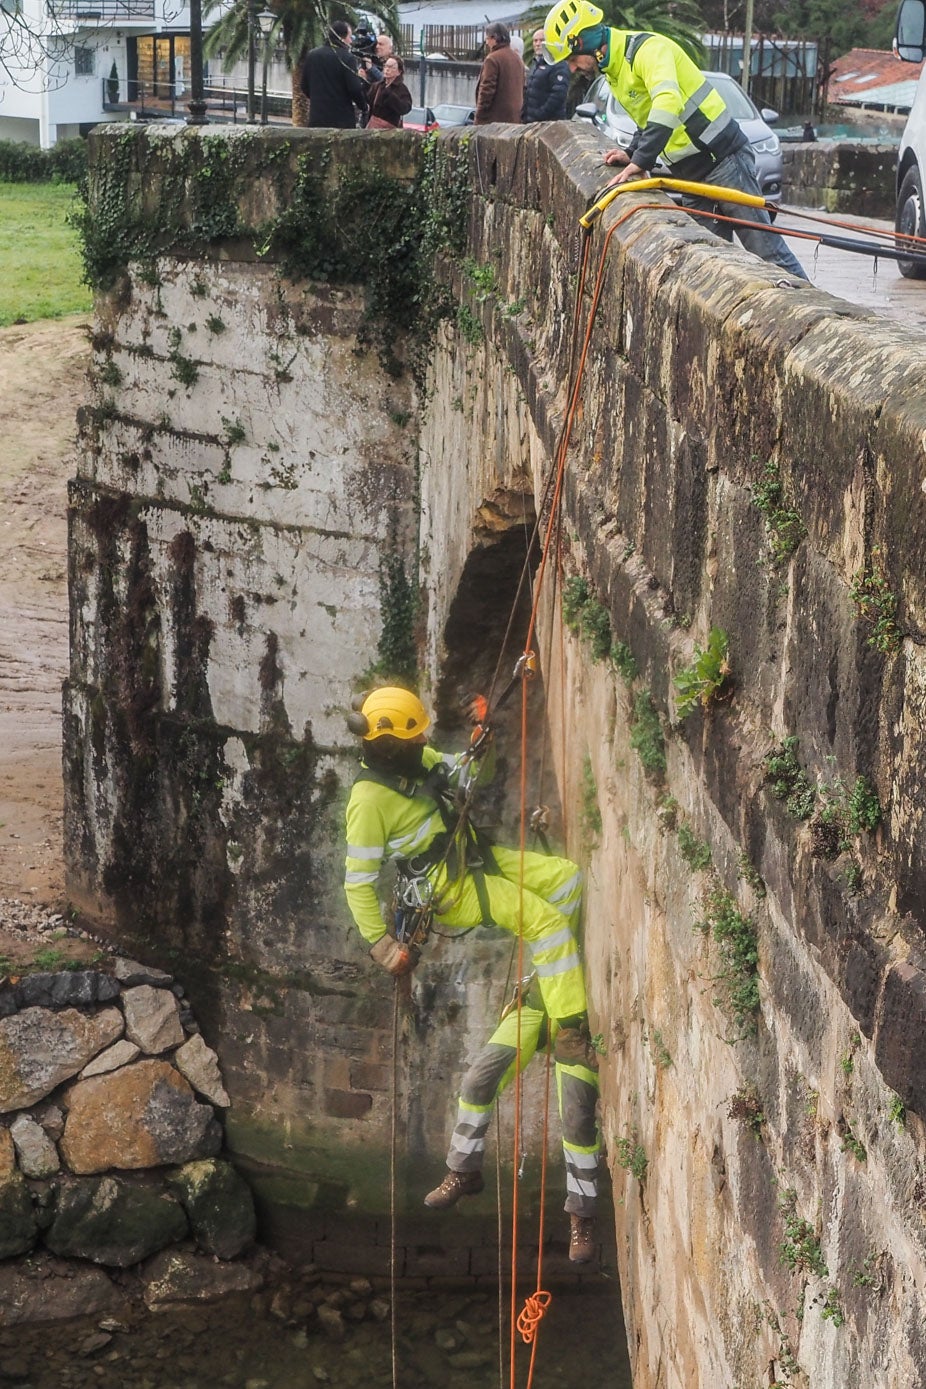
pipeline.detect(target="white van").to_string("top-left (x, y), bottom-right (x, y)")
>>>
top-left (895, 0), bottom-right (926, 276)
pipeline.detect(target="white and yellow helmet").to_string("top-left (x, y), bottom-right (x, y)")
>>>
top-left (543, 0), bottom-right (604, 61)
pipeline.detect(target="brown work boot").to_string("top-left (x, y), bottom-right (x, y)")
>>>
top-left (553, 1025), bottom-right (599, 1071)
top-left (424, 1169), bottom-right (485, 1210)
top-left (569, 1214), bottom-right (596, 1265)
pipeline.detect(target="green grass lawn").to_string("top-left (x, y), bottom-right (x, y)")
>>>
top-left (0, 182), bottom-right (92, 326)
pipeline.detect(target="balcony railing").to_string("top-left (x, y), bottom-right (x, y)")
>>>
top-left (54, 0), bottom-right (156, 20)
top-left (102, 75), bottom-right (292, 122)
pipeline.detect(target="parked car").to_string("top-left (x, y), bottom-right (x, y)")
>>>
top-left (431, 102), bottom-right (475, 126)
top-left (403, 106), bottom-right (439, 133)
top-left (894, 0), bottom-right (926, 277)
top-left (573, 70), bottom-right (784, 201)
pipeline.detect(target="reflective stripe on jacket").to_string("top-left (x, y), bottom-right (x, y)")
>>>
top-left (600, 29), bottom-right (747, 176)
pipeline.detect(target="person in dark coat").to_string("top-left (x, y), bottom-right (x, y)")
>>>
top-left (301, 20), bottom-right (367, 129)
top-left (366, 55), bottom-right (413, 128)
top-left (523, 27), bottom-right (569, 122)
top-left (474, 22), bottom-right (525, 125)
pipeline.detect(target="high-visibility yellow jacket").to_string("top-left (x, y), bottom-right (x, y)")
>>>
top-left (344, 746), bottom-right (468, 944)
top-left (600, 29), bottom-right (747, 179)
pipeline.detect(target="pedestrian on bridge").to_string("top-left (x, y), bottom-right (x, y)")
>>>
top-left (543, 0), bottom-right (809, 279)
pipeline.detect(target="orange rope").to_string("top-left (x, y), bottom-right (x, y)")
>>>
top-left (517, 1289), bottom-right (553, 1343)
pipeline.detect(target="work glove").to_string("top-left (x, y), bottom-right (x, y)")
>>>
top-left (370, 933), bottom-right (419, 977)
top-left (461, 692), bottom-right (493, 754)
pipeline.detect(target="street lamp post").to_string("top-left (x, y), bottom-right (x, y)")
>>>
top-left (246, 0), bottom-right (258, 123)
top-left (257, 8), bottom-right (275, 125)
top-left (186, 0), bottom-right (208, 124)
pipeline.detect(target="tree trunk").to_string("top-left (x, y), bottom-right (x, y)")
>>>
top-left (291, 58), bottom-right (308, 125)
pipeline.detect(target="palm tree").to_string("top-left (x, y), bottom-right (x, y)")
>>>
top-left (204, 0), bottom-right (400, 127)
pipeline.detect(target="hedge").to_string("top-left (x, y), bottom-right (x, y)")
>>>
top-left (0, 138), bottom-right (88, 184)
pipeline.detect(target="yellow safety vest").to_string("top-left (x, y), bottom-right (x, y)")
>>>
top-left (600, 29), bottom-right (746, 175)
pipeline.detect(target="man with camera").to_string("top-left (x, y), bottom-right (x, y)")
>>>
top-left (301, 19), bottom-right (368, 129)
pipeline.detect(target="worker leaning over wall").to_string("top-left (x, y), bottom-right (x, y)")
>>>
top-left (343, 686), bottom-right (601, 1264)
top-left (545, 0), bottom-right (809, 279)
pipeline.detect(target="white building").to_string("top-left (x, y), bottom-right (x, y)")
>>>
top-left (0, 0), bottom-right (193, 147)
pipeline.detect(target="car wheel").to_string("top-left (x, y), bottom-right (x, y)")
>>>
top-left (896, 165), bottom-right (926, 280)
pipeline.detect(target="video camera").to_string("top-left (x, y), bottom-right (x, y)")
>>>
top-left (351, 24), bottom-right (378, 66)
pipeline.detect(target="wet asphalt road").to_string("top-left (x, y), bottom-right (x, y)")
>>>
top-left (778, 205), bottom-right (926, 329)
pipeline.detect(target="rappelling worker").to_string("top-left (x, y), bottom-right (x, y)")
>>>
top-left (543, 0), bottom-right (809, 280)
top-left (343, 685), bottom-right (600, 1264)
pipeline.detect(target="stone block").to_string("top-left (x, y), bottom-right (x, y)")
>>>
top-left (141, 1249), bottom-right (262, 1308)
top-left (0, 1007), bottom-right (124, 1112)
top-left (874, 962), bottom-right (926, 1118)
top-left (0, 1172), bottom-right (36, 1258)
top-left (349, 1061), bottom-right (390, 1093)
top-left (80, 1038), bottom-right (141, 1078)
top-left (166, 1158), bottom-right (256, 1259)
top-left (61, 1059), bottom-right (221, 1172)
top-left (173, 1034), bottom-right (230, 1107)
top-left (0, 1127), bottom-right (14, 1179)
top-left (114, 957), bottom-right (173, 987)
top-left (17, 971), bottom-right (121, 1010)
top-left (324, 1088), bottom-right (372, 1120)
top-left (10, 1115), bottom-right (59, 1178)
top-left (313, 1239), bottom-right (394, 1277)
top-left (121, 984), bottom-right (185, 1054)
top-left (0, 1255), bottom-right (129, 1326)
top-left (47, 1175), bottom-right (188, 1267)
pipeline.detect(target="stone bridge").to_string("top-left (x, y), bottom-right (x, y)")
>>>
top-left (68, 123), bottom-right (926, 1386)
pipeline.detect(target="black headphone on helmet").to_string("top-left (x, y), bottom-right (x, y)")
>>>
top-left (347, 692), bottom-right (372, 737)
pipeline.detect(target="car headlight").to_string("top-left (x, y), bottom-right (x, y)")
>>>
top-left (752, 134), bottom-right (780, 155)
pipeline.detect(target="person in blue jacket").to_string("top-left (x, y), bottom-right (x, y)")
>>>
top-left (523, 28), bottom-right (570, 122)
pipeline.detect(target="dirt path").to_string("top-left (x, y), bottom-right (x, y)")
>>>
top-left (0, 316), bottom-right (90, 911)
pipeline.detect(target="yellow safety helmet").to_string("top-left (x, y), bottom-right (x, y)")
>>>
top-left (347, 687), bottom-right (431, 741)
top-left (543, 0), bottom-right (604, 61)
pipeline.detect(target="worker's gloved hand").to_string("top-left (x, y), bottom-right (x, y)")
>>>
top-left (462, 692), bottom-right (489, 727)
top-left (370, 934), bottom-right (419, 977)
top-left (461, 692), bottom-right (493, 754)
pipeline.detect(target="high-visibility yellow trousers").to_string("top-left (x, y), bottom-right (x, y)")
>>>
top-left (445, 1006), bottom-right (600, 1216)
top-left (433, 846), bottom-right (587, 1022)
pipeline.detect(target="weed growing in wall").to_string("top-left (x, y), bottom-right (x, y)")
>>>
top-left (841, 1126), bottom-right (867, 1163)
top-left (695, 880), bottom-right (760, 1038)
top-left (778, 1188), bottom-right (827, 1278)
top-left (581, 756), bottom-right (602, 848)
top-left (764, 736), bottom-right (815, 819)
top-left (649, 1027), bottom-right (672, 1069)
top-left (615, 1131), bottom-right (648, 1182)
top-left (375, 549), bottom-right (417, 684)
top-left (728, 1084), bottom-right (764, 1135)
top-left (673, 627), bottom-right (731, 718)
top-left (850, 547), bottom-right (901, 654)
top-left (629, 690), bottom-right (666, 778)
top-left (677, 823), bottom-right (712, 871)
top-left (751, 460), bottom-right (806, 564)
top-left (561, 575), bottom-right (612, 661)
top-left (889, 1094), bottom-right (906, 1128)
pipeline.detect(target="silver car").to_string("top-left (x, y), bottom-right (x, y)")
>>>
top-left (573, 70), bottom-right (784, 200)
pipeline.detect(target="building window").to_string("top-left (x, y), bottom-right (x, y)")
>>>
top-left (75, 46), bottom-right (95, 76)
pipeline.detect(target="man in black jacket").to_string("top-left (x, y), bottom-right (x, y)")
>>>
top-left (301, 20), bottom-right (367, 129)
top-left (523, 27), bottom-right (569, 122)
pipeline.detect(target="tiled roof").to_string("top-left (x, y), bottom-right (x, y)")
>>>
top-left (828, 46), bottom-right (923, 110)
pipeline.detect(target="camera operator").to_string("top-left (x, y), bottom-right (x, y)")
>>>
top-left (352, 25), bottom-right (384, 85)
top-left (301, 20), bottom-right (368, 129)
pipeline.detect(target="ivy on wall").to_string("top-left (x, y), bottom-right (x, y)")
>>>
top-left (73, 128), bottom-right (474, 381)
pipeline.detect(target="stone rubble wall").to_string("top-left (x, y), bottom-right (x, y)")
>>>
top-left (782, 140), bottom-right (897, 218)
top-left (0, 955), bottom-right (256, 1276)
